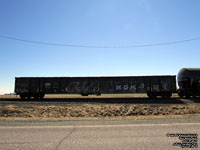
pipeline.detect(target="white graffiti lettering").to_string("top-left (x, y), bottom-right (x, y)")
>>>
top-left (116, 85), bottom-right (121, 90)
top-left (123, 85), bottom-right (128, 90)
top-left (139, 83), bottom-right (144, 89)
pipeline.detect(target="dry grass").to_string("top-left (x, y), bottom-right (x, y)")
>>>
top-left (1, 103), bottom-right (200, 120)
top-left (0, 93), bottom-right (192, 121)
top-left (0, 95), bottom-right (19, 99)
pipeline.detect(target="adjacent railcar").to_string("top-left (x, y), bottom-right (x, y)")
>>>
top-left (15, 76), bottom-right (176, 99)
top-left (177, 68), bottom-right (200, 98)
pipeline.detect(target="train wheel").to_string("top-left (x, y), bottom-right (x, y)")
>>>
top-left (162, 93), bottom-right (171, 99)
top-left (96, 92), bottom-right (101, 96)
top-left (20, 94), bottom-right (25, 100)
top-left (147, 92), bottom-right (156, 99)
top-left (82, 94), bottom-right (89, 96)
top-left (178, 90), bottom-right (184, 98)
top-left (34, 94), bottom-right (39, 100)
top-left (185, 95), bottom-right (190, 98)
top-left (167, 93), bottom-right (172, 98)
top-left (81, 93), bottom-right (89, 96)
top-left (147, 92), bottom-right (152, 98)
top-left (39, 94), bottom-right (45, 99)
top-left (179, 95), bottom-right (183, 98)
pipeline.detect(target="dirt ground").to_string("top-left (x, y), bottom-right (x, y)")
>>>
top-left (1, 103), bottom-right (200, 120)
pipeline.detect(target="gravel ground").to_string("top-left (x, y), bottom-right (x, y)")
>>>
top-left (1, 103), bottom-right (200, 120)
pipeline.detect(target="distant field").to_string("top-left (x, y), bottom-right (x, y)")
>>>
top-left (0, 93), bottom-right (178, 99)
top-left (44, 93), bottom-right (149, 98)
top-left (0, 95), bottom-right (19, 99)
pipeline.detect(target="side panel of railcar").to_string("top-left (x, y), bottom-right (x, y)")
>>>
top-left (15, 75), bottom-right (176, 99)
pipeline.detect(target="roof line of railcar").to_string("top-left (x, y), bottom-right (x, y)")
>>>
top-left (182, 68), bottom-right (200, 70)
top-left (15, 75), bottom-right (176, 79)
top-left (178, 68), bottom-right (200, 75)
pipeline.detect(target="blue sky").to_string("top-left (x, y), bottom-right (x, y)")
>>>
top-left (0, 0), bottom-right (200, 94)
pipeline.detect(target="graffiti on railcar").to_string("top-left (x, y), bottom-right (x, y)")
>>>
top-left (45, 83), bottom-right (51, 88)
top-left (67, 80), bottom-right (147, 94)
top-left (68, 81), bottom-right (99, 94)
top-left (68, 82), bottom-right (81, 93)
top-left (123, 84), bottom-right (129, 91)
top-left (139, 83), bottom-right (145, 89)
top-left (130, 85), bottom-right (136, 93)
top-left (90, 81), bottom-right (100, 93)
top-left (44, 82), bottom-right (51, 93)
top-left (115, 82), bottom-right (122, 91)
top-left (113, 81), bottom-right (145, 93)
top-left (160, 79), bottom-right (170, 91)
top-left (137, 82), bottom-right (145, 93)
top-left (115, 85), bottom-right (121, 91)
top-left (152, 85), bottom-right (159, 92)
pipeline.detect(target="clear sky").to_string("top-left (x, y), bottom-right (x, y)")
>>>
top-left (0, 0), bottom-right (200, 94)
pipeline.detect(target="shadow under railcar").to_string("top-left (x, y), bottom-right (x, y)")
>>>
top-left (0, 96), bottom-right (194, 104)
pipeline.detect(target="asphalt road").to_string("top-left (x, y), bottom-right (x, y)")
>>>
top-left (0, 118), bottom-right (200, 150)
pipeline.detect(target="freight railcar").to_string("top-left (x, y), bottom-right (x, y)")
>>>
top-left (177, 68), bottom-right (200, 98)
top-left (15, 76), bottom-right (176, 99)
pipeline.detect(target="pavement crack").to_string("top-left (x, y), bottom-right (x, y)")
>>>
top-left (54, 128), bottom-right (76, 150)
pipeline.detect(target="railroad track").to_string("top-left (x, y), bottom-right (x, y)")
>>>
top-left (0, 97), bottom-right (199, 106)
